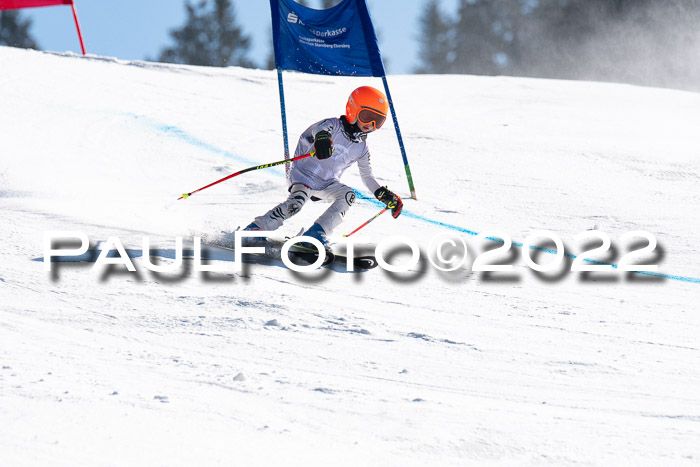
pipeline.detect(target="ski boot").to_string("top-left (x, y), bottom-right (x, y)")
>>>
top-left (302, 223), bottom-right (330, 250)
top-left (240, 222), bottom-right (267, 247)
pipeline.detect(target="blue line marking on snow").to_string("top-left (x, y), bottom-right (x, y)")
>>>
top-left (355, 191), bottom-right (480, 235)
top-left (127, 112), bottom-right (259, 167)
top-left (353, 192), bottom-right (700, 284)
top-left (139, 115), bottom-right (699, 285)
top-left (159, 124), bottom-right (234, 157)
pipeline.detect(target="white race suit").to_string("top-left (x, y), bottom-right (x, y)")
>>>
top-left (252, 117), bottom-right (382, 235)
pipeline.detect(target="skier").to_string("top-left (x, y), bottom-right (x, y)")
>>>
top-left (240, 86), bottom-right (403, 250)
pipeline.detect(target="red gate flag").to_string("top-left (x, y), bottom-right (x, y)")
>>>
top-left (0, 1), bottom-right (72, 9)
top-left (0, 0), bottom-right (85, 55)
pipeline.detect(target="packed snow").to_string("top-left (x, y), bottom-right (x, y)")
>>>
top-left (1, 45), bottom-right (699, 466)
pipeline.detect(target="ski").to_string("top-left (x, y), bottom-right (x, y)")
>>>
top-left (270, 238), bottom-right (378, 270)
top-left (288, 249), bottom-right (378, 270)
top-left (206, 236), bottom-right (378, 271)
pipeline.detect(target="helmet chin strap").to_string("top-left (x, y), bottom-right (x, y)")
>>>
top-left (340, 115), bottom-right (368, 142)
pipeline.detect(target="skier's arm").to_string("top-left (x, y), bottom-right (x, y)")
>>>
top-left (360, 151), bottom-right (402, 220)
top-left (357, 151), bottom-right (381, 194)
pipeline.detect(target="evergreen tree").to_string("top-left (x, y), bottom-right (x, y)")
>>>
top-left (527, 0), bottom-right (659, 80)
top-left (158, 0), bottom-right (253, 68)
top-left (415, 0), bottom-right (453, 74)
top-left (265, 27), bottom-right (277, 70)
top-left (412, 0), bottom-right (700, 90)
top-left (526, 0), bottom-right (607, 78)
top-left (0, 10), bottom-right (38, 49)
top-left (451, 0), bottom-right (506, 75)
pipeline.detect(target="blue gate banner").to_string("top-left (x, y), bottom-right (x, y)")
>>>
top-left (270, 0), bottom-right (386, 77)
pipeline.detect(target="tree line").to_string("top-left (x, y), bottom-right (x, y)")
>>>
top-left (2, 0), bottom-right (698, 90)
top-left (417, 0), bottom-right (700, 91)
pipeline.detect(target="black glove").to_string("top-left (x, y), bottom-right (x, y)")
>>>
top-left (374, 186), bottom-right (403, 219)
top-left (312, 130), bottom-right (334, 160)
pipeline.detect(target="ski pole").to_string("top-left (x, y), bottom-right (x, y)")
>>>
top-left (178, 152), bottom-right (312, 200)
top-left (342, 207), bottom-right (389, 237)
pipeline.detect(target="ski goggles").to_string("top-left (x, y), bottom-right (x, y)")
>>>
top-left (357, 107), bottom-right (387, 130)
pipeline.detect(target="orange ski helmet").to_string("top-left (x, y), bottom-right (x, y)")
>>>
top-left (345, 86), bottom-right (389, 130)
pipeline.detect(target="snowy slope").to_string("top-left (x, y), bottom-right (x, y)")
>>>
top-left (1, 45), bottom-right (700, 466)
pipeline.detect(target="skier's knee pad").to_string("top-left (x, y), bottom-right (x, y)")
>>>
top-left (343, 190), bottom-right (356, 207)
top-left (287, 190), bottom-right (309, 216)
top-left (287, 197), bottom-right (306, 216)
top-left (328, 190), bottom-right (356, 220)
